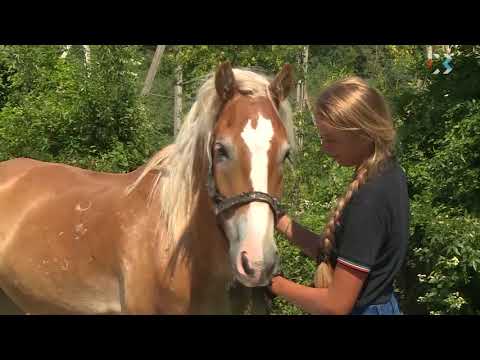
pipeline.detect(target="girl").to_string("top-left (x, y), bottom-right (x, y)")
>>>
top-left (268, 77), bottom-right (409, 315)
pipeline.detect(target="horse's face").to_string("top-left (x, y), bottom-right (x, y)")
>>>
top-left (211, 63), bottom-right (294, 287)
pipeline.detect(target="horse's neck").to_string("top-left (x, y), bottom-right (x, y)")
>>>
top-left (172, 187), bottom-right (232, 313)
top-left (179, 150), bottom-right (231, 281)
top-left (134, 173), bottom-right (233, 313)
top-left (128, 161), bottom-right (233, 313)
top-left (189, 187), bottom-right (232, 281)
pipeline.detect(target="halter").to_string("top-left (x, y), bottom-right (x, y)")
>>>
top-left (206, 154), bottom-right (283, 225)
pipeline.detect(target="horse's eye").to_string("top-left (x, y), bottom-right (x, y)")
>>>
top-left (214, 143), bottom-right (229, 160)
top-left (283, 149), bottom-right (291, 164)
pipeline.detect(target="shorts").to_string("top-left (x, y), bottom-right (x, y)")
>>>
top-left (350, 293), bottom-right (403, 315)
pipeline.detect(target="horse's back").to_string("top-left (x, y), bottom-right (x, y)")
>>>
top-left (0, 157), bottom-right (139, 313)
top-left (3, 158), bottom-right (147, 210)
top-left (0, 157), bottom-right (140, 256)
top-left (0, 157), bottom-right (46, 186)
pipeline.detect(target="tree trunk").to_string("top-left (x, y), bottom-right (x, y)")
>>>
top-left (173, 64), bottom-right (183, 137)
top-left (60, 45), bottom-right (72, 59)
top-left (426, 45), bottom-right (433, 60)
top-left (83, 45), bottom-right (91, 64)
top-left (296, 46), bottom-right (309, 113)
top-left (296, 51), bottom-right (303, 113)
top-left (141, 45), bottom-right (166, 96)
top-left (302, 45), bottom-right (309, 108)
top-left (60, 45), bottom-right (91, 67)
top-left (295, 46), bottom-right (310, 150)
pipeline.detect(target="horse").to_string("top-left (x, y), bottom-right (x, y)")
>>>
top-left (0, 62), bottom-right (296, 314)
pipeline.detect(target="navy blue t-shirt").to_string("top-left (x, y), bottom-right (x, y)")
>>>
top-left (333, 159), bottom-right (410, 308)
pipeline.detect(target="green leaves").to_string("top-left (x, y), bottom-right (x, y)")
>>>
top-left (396, 47), bottom-right (480, 314)
top-left (0, 45), bottom-right (154, 172)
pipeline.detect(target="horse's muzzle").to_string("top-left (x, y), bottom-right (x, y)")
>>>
top-left (234, 249), bottom-right (280, 287)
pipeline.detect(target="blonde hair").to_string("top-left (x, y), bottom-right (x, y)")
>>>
top-left (313, 76), bottom-right (396, 288)
top-left (126, 68), bottom-right (295, 251)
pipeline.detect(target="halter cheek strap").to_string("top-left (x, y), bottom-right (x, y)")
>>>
top-left (206, 154), bottom-right (283, 225)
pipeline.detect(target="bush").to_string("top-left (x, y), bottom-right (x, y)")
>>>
top-left (0, 45), bottom-right (158, 172)
top-left (394, 46), bottom-right (480, 314)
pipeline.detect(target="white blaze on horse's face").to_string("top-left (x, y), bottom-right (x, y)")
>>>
top-left (241, 116), bottom-right (272, 194)
top-left (224, 114), bottom-right (280, 287)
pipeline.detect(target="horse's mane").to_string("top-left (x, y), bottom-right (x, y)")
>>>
top-left (127, 67), bottom-right (296, 249)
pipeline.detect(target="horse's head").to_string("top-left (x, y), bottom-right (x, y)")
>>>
top-left (209, 62), bottom-right (294, 287)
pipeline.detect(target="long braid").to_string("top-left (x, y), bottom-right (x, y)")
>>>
top-left (314, 154), bottom-right (388, 288)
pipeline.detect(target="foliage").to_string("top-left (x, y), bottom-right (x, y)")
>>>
top-left (394, 46), bottom-right (480, 314)
top-left (0, 45), bottom-right (156, 172)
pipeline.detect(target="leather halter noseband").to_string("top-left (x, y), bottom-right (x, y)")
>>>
top-left (206, 152), bottom-right (283, 225)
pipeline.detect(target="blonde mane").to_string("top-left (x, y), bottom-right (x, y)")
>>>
top-left (127, 67), bottom-right (296, 249)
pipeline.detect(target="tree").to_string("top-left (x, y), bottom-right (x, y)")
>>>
top-left (173, 64), bottom-right (182, 136)
top-left (141, 45), bottom-right (166, 96)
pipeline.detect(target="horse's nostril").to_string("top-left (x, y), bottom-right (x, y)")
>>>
top-left (241, 251), bottom-right (255, 277)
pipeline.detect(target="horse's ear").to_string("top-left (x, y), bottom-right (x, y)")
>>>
top-left (215, 61), bottom-right (236, 103)
top-left (269, 64), bottom-right (294, 106)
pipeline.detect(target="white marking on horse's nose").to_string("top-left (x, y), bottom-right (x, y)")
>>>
top-left (240, 116), bottom-right (273, 194)
top-left (239, 115), bottom-right (275, 268)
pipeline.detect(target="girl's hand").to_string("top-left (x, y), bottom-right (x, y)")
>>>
top-left (275, 213), bottom-right (291, 235)
top-left (266, 275), bottom-right (284, 299)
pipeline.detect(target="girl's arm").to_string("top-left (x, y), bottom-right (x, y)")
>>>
top-left (276, 214), bottom-right (323, 260)
top-left (269, 262), bottom-right (367, 315)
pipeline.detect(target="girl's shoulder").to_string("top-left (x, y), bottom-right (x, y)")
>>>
top-left (351, 159), bottom-right (407, 208)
